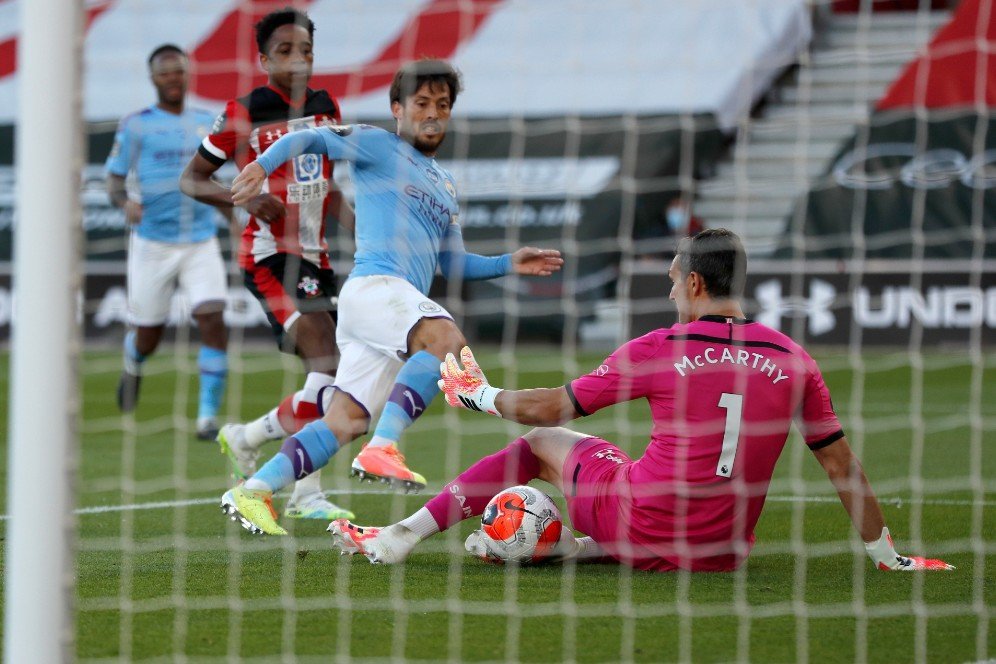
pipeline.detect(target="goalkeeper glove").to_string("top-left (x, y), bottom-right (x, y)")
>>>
top-left (864, 527), bottom-right (954, 571)
top-left (438, 346), bottom-right (503, 417)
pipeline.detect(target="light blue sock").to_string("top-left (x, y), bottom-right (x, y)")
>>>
top-left (197, 346), bottom-right (228, 420)
top-left (123, 330), bottom-right (146, 375)
top-left (250, 420), bottom-right (340, 492)
top-left (370, 350), bottom-right (441, 446)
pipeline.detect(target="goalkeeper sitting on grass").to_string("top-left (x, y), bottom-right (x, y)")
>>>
top-left (328, 229), bottom-right (953, 573)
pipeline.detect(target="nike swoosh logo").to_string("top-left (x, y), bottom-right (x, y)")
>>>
top-left (503, 500), bottom-right (540, 518)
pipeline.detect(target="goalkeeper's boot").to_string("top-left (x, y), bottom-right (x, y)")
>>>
top-left (350, 443), bottom-right (426, 493)
top-left (195, 417), bottom-right (220, 441)
top-left (117, 370), bottom-right (142, 413)
top-left (220, 486), bottom-right (287, 536)
top-left (327, 519), bottom-right (418, 564)
top-left (217, 423), bottom-right (258, 483)
top-left (285, 492), bottom-right (355, 521)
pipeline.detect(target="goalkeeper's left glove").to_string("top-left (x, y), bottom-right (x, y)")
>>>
top-left (864, 527), bottom-right (955, 571)
top-left (438, 346), bottom-right (503, 417)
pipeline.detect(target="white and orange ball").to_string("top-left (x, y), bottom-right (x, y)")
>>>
top-left (480, 485), bottom-right (563, 564)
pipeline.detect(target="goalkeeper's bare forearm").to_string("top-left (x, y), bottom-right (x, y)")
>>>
top-left (812, 436), bottom-right (886, 542)
top-left (494, 387), bottom-right (578, 427)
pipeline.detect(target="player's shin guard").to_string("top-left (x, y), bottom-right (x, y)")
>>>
top-left (245, 421), bottom-right (340, 492)
top-left (368, 350), bottom-right (440, 448)
top-left (197, 346), bottom-right (228, 421)
top-left (423, 437), bottom-right (540, 532)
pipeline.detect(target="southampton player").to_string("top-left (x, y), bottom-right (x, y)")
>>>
top-left (180, 8), bottom-right (354, 521)
top-left (328, 229), bottom-right (953, 572)
top-left (220, 59), bottom-right (564, 535)
top-left (106, 44), bottom-right (231, 440)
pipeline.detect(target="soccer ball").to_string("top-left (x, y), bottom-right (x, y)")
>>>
top-left (479, 485), bottom-right (563, 563)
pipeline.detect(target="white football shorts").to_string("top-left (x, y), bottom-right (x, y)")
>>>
top-left (333, 274), bottom-right (453, 419)
top-left (127, 234), bottom-right (227, 326)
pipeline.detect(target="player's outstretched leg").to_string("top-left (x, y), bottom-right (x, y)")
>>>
top-left (195, 345), bottom-right (227, 440)
top-left (351, 350), bottom-right (440, 491)
top-left (331, 437), bottom-right (542, 563)
top-left (217, 374), bottom-right (354, 520)
top-left (219, 417), bottom-right (344, 535)
top-left (118, 330), bottom-right (146, 412)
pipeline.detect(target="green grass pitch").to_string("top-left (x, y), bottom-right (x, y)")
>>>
top-left (0, 347), bottom-right (994, 662)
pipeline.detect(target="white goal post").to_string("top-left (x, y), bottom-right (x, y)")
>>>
top-left (3, 0), bottom-right (82, 661)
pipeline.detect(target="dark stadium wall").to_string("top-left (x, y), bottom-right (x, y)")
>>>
top-left (780, 0), bottom-right (996, 260)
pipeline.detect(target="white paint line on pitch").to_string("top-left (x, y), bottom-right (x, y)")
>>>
top-left (0, 490), bottom-right (992, 521)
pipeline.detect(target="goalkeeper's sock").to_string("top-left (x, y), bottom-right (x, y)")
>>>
top-left (246, 420), bottom-right (340, 492)
top-left (243, 372), bottom-right (333, 448)
top-left (367, 351), bottom-right (440, 449)
top-left (398, 507), bottom-right (441, 541)
top-left (424, 437), bottom-right (540, 531)
top-left (196, 346), bottom-right (227, 421)
top-left (123, 330), bottom-right (146, 375)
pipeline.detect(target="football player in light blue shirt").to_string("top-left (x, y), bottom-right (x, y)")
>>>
top-left (106, 44), bottom-right (232, 440)
top-left (220, 60), bottom-right (564, 535)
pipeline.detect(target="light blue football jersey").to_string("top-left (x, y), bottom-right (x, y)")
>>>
top-left (318, 125), bottom-right (462, 295)
top-left (105, 105), bottom-right (219, 243)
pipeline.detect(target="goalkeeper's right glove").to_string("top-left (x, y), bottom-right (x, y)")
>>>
top-left (438, 346), bottom-right (503, 417)
top-left (864, 527), bottom-right (955, 571)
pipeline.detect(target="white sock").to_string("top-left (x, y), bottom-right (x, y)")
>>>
top-left (289, 469), bottom-right (324, 504)
top-left (399, 507), bottom-right (440, 541)
top-left (301, 372), bottom-right (335, 404)
top-left (243, 407), bottom-right (287, 448)
top-left (243, 477), bottom-right (270, 491)
top-left (367, 435), bottom-right (395, 449)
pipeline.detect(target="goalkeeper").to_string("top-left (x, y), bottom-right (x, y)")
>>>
top-left (329, 229), bottom-right (953, 573)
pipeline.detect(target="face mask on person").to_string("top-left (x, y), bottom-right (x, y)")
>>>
top-left (667, 208), bottom-right (688, 232)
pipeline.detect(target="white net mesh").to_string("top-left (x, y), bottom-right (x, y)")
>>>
top-left (3, 0), bottom-right (993, 661)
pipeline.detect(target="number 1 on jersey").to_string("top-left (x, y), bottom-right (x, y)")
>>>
top-left (716, 392), bottom-right (743, 478)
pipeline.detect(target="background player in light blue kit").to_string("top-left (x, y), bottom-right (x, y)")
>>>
top-left (220, 59), bottom-right (564, 534)
top-left (106, 44), bottom-right (233, 440)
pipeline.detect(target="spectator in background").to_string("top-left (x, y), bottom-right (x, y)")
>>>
top-left (634, 194), bottom-right (706, 260)
top-left (665, 195), bottom-right (705, 239)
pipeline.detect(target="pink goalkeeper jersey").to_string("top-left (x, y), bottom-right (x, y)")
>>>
top-left (567, 315), bottom-right (843, 571)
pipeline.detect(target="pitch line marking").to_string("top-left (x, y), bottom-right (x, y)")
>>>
top-left (0, 490), bottom-right (991, 520)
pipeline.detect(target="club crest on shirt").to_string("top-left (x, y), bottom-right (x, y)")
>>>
top-left (298, 276), bottom-right (321, 298)
top-left (444, 180), bottom-right (457, 199)
top-left (418, 301), bottom-right (442, 313)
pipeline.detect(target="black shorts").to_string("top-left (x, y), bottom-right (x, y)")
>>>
top-left (243, 253), bottom-right (337, 351)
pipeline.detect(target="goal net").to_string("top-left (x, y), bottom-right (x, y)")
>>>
top-left (2, 0), bottom-right (992, 661)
